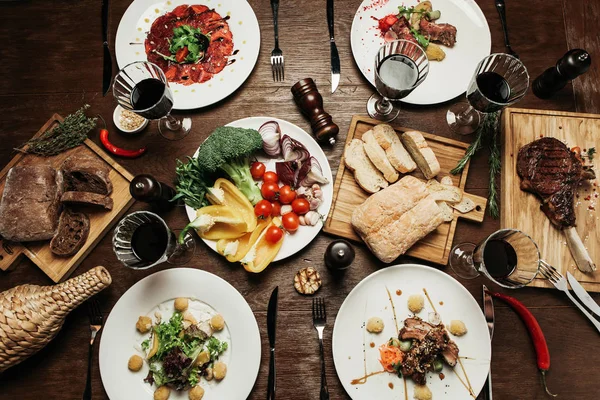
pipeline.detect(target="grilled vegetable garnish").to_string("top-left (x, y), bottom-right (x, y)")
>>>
top-left (294, 267), bottom-right (322, 295)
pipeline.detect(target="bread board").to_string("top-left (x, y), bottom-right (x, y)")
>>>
top-left (502, 108), bottom-right (600, 292)
top-left (0, 114), bottom-right (135, 282)
top-left (324, 115), bottom-right (487, 265)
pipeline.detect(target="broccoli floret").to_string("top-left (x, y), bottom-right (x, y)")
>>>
top-left (195, 127), bottom-right (263, 204)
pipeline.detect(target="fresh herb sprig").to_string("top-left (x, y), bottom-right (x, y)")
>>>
top-left (155, 25), bottom-right (210, 64)
top-left (17, 105), bottom-right (97, 156)
top-left (410, 27), bottom-right (430, 48)
top-left (585, 147), bottom-right (596, 161)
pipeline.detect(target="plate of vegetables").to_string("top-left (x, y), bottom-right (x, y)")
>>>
top-left (175, 117), bottom-right (333, 272)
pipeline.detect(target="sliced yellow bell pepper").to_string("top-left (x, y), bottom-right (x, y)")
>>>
top-left (207, 178), bottom-right (257, 232)
top-left (216, 217), bottom-right (271, 262)
top-left (241, 217), bottom-right (284, 273)
top-left (191, 205), bottom-right (248, 240)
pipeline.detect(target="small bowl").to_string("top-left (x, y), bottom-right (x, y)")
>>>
top-left (113, 105), bottom-right (149, 134)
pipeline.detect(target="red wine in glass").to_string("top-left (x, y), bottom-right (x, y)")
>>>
top-left (130, 78), bottom-right (174, 120)
top-left (481, 238), bottom-right (518, 279)
top-left (130, 221), bottom-right (169, 263)
top-left (466, 71), bottom-right (511, 113)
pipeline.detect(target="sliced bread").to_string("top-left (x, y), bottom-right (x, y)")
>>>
top-left (371, 124), bottom-right (416, 173)
top-left (362, 129), bottom-right (399, 183)
top-left (61, 153), bottom-right (113, 195)
top-left (426, 179), bottom-right (463, 203)
top-left (344, 139), bottom-right (388, 194)
top-left (61, 191), bottom-right (114, 210)
top-left (401, 130), bottom-right (441, 179)
top-left (50, 208), bottom-right (90, 256)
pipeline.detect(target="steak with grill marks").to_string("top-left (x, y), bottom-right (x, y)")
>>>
top-left (517, 137), bottom-right (595, 227)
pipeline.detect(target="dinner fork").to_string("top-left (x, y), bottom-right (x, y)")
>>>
top-left (83, 298), bottom-right (103, 400)
top-left (270, 0), bottom-right (284, 81)
top-left (539, 261), bottom-right (600, 333)
top-left (313, 298), bottom-right (329, 400)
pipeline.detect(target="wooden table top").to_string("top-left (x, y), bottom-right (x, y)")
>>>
top-left (1, 0), bottom-right (599, 399)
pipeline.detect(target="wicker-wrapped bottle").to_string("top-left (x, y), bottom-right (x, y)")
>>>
top-left (0, 266), bottom-right (112, 373)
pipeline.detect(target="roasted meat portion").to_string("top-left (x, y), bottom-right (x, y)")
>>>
top-left (398, 317), bottom-right (459, 384)
top-left (419, 18), bottom-right (457, 47)
top-left (385, 16), bottom-right (418, 43)
top-left (517, 137), bottom-right (595, 227)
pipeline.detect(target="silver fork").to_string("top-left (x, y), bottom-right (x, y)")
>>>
top-left (539, 260), bottom-right (600, 333)
top-left (270, 0), bottom-right (284, 81)
top-left (83, 298), bottom-right (103, 400)
top-left (313, 298), bottom-right (329, 400)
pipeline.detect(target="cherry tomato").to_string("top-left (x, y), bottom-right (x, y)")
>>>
top-left (282, 212), bottom-right (300, 232)
top-left (279, 185), bottom-right (297, 204)
top-left (265, 226), bottom-right (284, 244)
top-left (250, 162), bottom-right (266, 180)
top-left (254, 200), bottom-right (272, 219)
top-left (271, 201), bottom-right (282, 217)
top-left (291, 198), bottom-right (310, 215)
top-left (261, 182), bottom-right (280, 201)
top-left (263, 171), bottom-right (279, 184)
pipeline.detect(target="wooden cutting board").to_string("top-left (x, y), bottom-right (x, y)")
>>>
top-left (324, 116), bottom-right (487, 265)
top-left (502, 108), bottom-right (600, 292)
top-left (0, 114), bottom-right (136, 282)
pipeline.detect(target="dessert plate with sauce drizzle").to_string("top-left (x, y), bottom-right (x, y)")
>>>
top-left (332, 264), bottom-right (491, 399)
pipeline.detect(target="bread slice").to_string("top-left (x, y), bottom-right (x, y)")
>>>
top-left (436, 201), bottom-right (455, 222)
top-left (401, 131), bottom-right (441, 179)
top-left (61, 191), bottom-right (113, 210)
top-left (371, 124), bottom-right (416, 173)
top-left (344, 139), bottom-right (388, 194)
top-left (426, 179), bottom-right (463, 203)
top-left (50, 208), bottom-right (90, 256)
top-left (61, 153), bottom-right (112, 195)
top-left (362, 129), bottom-right (399, 183)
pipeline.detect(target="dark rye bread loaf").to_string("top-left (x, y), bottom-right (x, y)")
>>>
top-left (61, 191), bottom-right (113, 210)
top-left (50, 208), bottom-right (90, 256)
top-left (0, 165), bottom-right (63, 242)
top-left (61, 153), bottom-right (113, 195)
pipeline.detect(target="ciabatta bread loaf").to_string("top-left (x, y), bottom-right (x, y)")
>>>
top-left (61, 154), bottom-right (112, 195)
top-left (401, 131), bottom-right (440, 179)
top-left (344, 139), bottom-right (388, 194)
top-left (362, 129), bottom-right (399, 183)
top-left (371, 124), bottom-right (416, 173)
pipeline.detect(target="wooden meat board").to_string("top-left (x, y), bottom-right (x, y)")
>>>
top-left (0, 114), bottom-right (135, 282)
top-left (324, 115), bottom-right (488, 265)
top-left (502, 108), bottom-right (600, 292)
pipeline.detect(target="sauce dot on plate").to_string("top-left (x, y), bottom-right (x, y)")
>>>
top-left (388, 382), bottom-right (394, 389)
top-left (396, 289), bottom-right (402, 296)
top-left (369, 342), bottom-right (375, 348)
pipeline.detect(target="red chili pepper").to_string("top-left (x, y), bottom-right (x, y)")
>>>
top-left (176, 47), bottom-right (189, 63)
top-left (488, 291), bottom-right (557, 397)
top-left (99, 129), bottom-right (146, 158)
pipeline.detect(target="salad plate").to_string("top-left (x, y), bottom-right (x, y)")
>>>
top-left (351, 0), bottom-right (491, 105)
top-left (185, 117), bottom-right (334, 262)
top-left (332, 264), bottom-right (491, 399)
top-left (115, 0), bottom-right (260, 110)
top-left (99, 268), bottom-right (261, 400)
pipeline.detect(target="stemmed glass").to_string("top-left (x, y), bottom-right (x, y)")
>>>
top-left (113, 61), bottom-right (192, 140)
top-left (367, 39), bottom-right (429, 122)
top-left (446, 53), bottom-right (529, 135)
top-left (449, 229), bottom-right (540, 288)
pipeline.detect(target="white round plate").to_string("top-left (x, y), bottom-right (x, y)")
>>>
top-left (99, 268), bottom-right (261, 400)
top-left (115, 0), bottom-right (260, 110)
top-left (351, 0), bottom-right (491, 105)
top-left (185, 117), bottom-right (334, 262)
top-left (332, 264), bottom-right (491, 399)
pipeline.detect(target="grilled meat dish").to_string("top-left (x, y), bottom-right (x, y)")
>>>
top-left (398, 317), bottom-right (459, 385)
top-left (517, 137), bottom-right (595, 227)
top-left (419, 18), bottom-right (457, 47)
top-left (385, 17), bottom-right (418, 43)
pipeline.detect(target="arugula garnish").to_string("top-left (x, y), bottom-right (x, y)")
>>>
top-left (410, 27), bottom-right (430, 48)
top-left (206, 336), bottom-right (229, 360)
top-left (141, 339), bottom-right (150, 351)
top-left (391, 362), bottom-right (403, 378)
top-left (155, 25), bottom-right (210, 64)
top-left (586, 147), bottom-right (596, 161)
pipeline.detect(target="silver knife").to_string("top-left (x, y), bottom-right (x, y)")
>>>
top-left (267, 286), bottom-right (278, 400)
top-left (482, 285), bottom-right (494, 400)
top-left (567, 271), bottom-right (600, 317)
top-left (327, 0), bottom-right (340, 93)
top-left (102, 0), bottom-right (113, 96)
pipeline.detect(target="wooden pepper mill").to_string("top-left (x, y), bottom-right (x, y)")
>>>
top-left (291, 78), bottom-right (339, 145)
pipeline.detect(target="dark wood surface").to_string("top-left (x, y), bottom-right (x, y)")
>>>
top-left (0, 0), bottom-right (599, 399)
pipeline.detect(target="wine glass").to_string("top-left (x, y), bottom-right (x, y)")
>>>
top-left (112, 211), bottom-right (196, 269)
top-left (446, 53), bottom-right (529, 135)
top-left (112, 61), bottom-right (192, 140)
top-left (367, 39), bottom-right (429, 122)
top-left (449, 229), bottom-right (540, 288)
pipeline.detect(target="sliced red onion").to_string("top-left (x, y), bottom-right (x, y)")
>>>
top-left (275, 161), bottom-right (297, 187)
top-left (293, 159), bottom-right (311, 188)
top-left (258, 121), bottom-right (282, 157)
top-left (300, 156), bottom-right (329, 186)
top-left (280, 135), bottom-right (310, 163)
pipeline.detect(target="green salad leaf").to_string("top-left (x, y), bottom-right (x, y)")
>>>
top-left (141, 339), bottom-right (150, 351)
top-left (206, 336), bottom-right (229, 360)
top-left (161, 25), bottom-right (210, 64)
top-left (410, 27), bottom-right (430, 48)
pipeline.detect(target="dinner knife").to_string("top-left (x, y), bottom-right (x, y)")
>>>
top-left (327, 0), bottom-right (340, 93)
top-left (101, 0), bottom-right (112, 96)
top-left (267, 286), bottom-right (278, 400)
top-left (567, 271), bottom-right (600, 317)
top-left (482, 285), bottom-right (495, 400)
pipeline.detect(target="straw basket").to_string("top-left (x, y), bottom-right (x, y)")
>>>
top-left (0, 266), bottom-right (112, 373)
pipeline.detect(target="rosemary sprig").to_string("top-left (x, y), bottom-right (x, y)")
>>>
top-left (450, 128), bottom-right (485, 175)
top-left (488, 118), bottom-right (501, 219)
top-left (16, 105), bottom-right (97, 157)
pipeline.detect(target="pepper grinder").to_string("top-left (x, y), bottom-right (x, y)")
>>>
top-left (291, 78), bottom-right (339, 145)
top-left (533, 49), bottom-right (591, 99)
top-left (130, 174), bottom-right (177, 212)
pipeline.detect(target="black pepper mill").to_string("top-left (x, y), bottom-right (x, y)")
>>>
top-left (533, 49), bottom-right (591, 99)
top-left (291, 78), bottom-right (339, 145)
top-left (130, 174), bottom-right (177, 212)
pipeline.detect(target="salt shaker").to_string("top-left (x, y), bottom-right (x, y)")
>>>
top-left (533, 49), bottom-right (591, 99)
top-left (291, 78), bottom-right (339, 145)
top-left (130, 174), bottom-right (177, 212)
